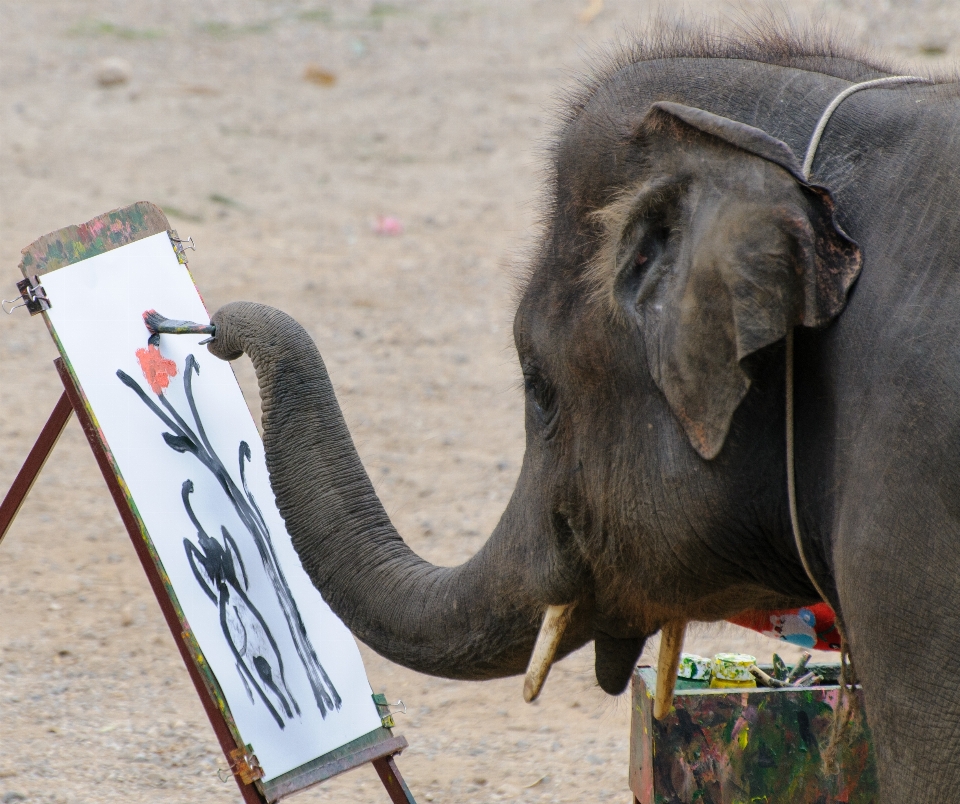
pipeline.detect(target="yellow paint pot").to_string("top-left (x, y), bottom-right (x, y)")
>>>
top-left (708, 677), bottom-right (757, 689)
top-left (709, 653), bottom-right (757, 689)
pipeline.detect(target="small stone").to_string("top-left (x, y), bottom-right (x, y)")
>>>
top-left (918, 38), bottom-right (948, 56)
top-left (2, 793), bottom-right (26, 804)
top-left (97, 57), bottom-right (131, 87)
top-left (303, 65), bottom-right (336, 86)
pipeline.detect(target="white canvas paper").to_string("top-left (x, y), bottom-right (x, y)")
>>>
top-left (40, 232), bottom-right (383, 781)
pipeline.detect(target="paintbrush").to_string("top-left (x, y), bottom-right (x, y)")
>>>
top-left (143, 309), bottom-right (216, 347)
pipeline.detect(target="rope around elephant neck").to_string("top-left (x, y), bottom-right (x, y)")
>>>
top-left (790, 74), bottom-right (928, 773)
top-left (786, 73), bottom-right (930, 606)
top-left (801, 74), bottom-right (931, 178)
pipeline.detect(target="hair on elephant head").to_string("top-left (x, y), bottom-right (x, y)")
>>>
top-left (587, 102), bottom-right (861, 458)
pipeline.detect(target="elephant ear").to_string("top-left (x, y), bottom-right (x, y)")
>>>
top-left (596, 102), bottom-right (861, 459)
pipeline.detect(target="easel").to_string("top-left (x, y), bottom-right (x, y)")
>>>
top-left (0, 358), bottom-right (416, 804)
top-left (0, 366), bottom-right (416, 802)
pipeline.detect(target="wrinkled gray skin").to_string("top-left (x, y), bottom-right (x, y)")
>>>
top-left (208, 41), bottom-right (960, 801)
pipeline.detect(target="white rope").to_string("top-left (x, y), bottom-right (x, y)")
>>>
top-left (785, 329), bottom-right (832, 603)
top-left (802, 75), bottom-right (930, 180)
top-left (788, 74), bottom-right (930, 603)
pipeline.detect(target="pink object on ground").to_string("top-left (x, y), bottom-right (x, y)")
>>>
top-left (373, 215), bottom-right (404, 236)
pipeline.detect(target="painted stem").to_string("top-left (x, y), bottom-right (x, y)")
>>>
top-left (118, 354), bottom-right (342, 716)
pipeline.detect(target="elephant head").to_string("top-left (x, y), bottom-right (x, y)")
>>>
top-left (206, 101), bottom-right (860, 701)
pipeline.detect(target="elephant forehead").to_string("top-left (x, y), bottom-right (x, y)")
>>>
top-left (553, 100), bottom-right (779, 215)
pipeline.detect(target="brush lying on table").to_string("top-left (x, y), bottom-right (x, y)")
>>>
top-left (749, 651), bottom-right (822, 688)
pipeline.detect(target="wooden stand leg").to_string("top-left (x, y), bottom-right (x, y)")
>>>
top-left (52, 360), bottom-right (267, 804)
top-left (0, 391), bottom-right (73, 544)
top-left (372, 755), bottom-right (416, 804)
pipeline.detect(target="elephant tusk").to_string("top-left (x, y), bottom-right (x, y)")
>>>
top-left (523, 603), bottom-right (575, 703)
top-left (654, 620), bottom-right (686, 720)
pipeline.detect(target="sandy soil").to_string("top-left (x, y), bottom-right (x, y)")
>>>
top-left (0, 2), bottom-right (954, 802)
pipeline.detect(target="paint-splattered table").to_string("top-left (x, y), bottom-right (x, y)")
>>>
top-left (629, 666), bottom-right (877, 803)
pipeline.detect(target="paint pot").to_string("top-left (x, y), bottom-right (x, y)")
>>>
top-left (709, 653), bottom-right (758, 689)
top-left (677, 653), bottom-right (712, 688)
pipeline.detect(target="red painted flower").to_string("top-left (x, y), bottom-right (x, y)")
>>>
top-left (136, 344), bottom-right (178, 395)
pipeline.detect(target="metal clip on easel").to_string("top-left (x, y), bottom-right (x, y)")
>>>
top-left (217, 744), bottom-right (264, 785)
top-left (168, 230), bottom-right (196, 264)
top-left (2, 276), bottom-right (50, 315)
top-left (372, 693), bottom-right (406, 729)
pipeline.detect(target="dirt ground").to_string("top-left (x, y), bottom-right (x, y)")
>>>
top-left (0, 2), bottom-right (954, 802)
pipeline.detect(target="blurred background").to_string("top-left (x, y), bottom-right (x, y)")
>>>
top-left (0, 1), bottom-right (954, 802)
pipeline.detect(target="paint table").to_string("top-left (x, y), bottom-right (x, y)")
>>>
top-left (629, 665), bottom-right (877, 803)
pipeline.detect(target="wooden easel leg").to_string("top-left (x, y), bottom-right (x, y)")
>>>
top-left (0, 391), bottom-right (73, 545)
top-left (372, 755), bottom-right (417, 804)
top-left (52, 360), bottom-right (268, 804)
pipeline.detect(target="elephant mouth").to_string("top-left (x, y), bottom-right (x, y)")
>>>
top-left (593, 627), bottom-right (647, 695)
top-left (523, 604), bottom-right (649, 700)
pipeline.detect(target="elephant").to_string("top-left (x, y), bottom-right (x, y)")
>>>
top-left (203, 28), bottom-right (960, 802)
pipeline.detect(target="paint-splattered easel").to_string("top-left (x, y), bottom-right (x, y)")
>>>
top-left (0, 203), bottom-right (416, 804)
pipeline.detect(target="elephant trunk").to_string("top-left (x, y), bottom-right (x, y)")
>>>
top-left (208, 302), bottom-right (584, 679)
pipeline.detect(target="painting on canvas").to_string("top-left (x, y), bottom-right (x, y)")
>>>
top-left (36, 230), bottom-right (383, 782)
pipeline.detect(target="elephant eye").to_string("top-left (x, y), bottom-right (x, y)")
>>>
top-left (614, 218), bottom-right (674, 305)
top-left (622, 221), bottom-right (671, 276)
top-left (523, 367), bottom-right (556, 419)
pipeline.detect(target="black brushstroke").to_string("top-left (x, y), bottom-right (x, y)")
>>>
top-left (182, 480), bottom-right (297, 727)
top-left (117, 352), bottom-right (342, 723)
